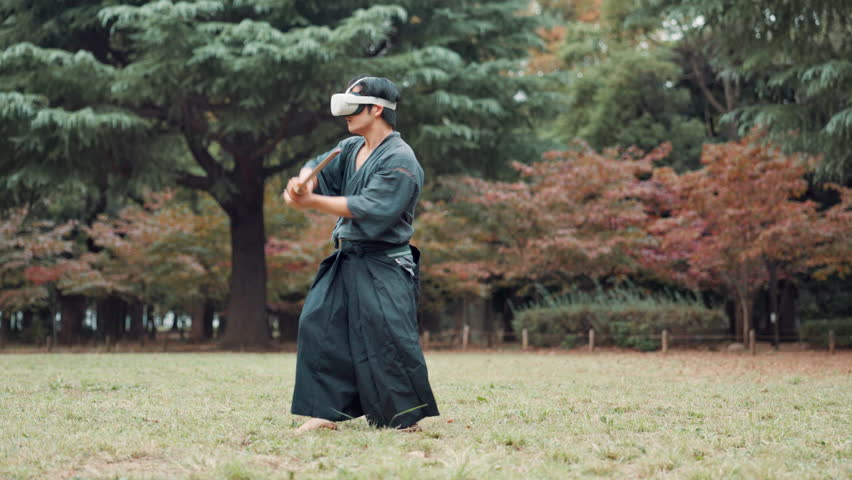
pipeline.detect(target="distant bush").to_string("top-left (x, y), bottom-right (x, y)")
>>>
top-left (513, 285), bottom-right (726, 350)
top-left (799, 318), bottom-right (852, 348)
top-left (610, 321), bottom-right (659, 352)
top-left (560, 333), bottom-right (579, 350)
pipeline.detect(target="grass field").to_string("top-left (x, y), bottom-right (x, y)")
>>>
top-left (0, 350), bottom-right (850, 479)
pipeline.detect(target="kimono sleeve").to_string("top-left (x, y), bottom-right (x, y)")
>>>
top-left (346, 168), bottom-right (418, 238)
top-left (304, 144), bottom-right (347, 196)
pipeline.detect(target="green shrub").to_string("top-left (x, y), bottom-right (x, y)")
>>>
top-left (515, 306), bottom-right (585, 347)
top-left (799, 318), bottom-right (852, 347)
top-left (513, 285), bottom-right (726, 351)
top-left (561, 334), bottom-right (578, 350)
top-left (610, 321), bottom-right (659, 351)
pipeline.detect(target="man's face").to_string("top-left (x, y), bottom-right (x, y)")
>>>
top-left (345, 84), bottom-right (375, 134)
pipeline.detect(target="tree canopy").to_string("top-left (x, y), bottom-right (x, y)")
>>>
top-left (0, 0), bottom-right (559, 347)
top-left (627, 0), bottom-right (852, 179)
top-left (1, 0), bottom-right (849, 347)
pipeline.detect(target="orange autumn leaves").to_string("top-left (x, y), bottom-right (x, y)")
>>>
top-left (0, 185), bottom-right (333, 314)
top-left (2, 134), bottom-right (848, 318)
top-left (424, 142), bottom-right (671, 286)
top-left (422, 133), bottom-right (851, 308)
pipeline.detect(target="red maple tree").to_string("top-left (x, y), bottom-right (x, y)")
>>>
top-left (642, 132), bottom-right (852, 342)
top-left (449, 142), bottom-right (670, 290)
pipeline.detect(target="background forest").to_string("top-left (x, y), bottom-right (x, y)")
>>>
top-left (1, 0), bottom-right (850, 350)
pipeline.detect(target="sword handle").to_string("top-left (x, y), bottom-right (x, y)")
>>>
top-left (293, 148), bottom-right (342, 196)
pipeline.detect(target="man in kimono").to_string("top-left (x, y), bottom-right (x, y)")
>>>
top-left (283, 75), bottom-right (439, 433)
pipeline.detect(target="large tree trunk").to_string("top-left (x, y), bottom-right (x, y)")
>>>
top-left (780, 281), bottom-right (797, 340)
top-left (278, 311), bottom-right (299, 342)
top-left (217, 313), bottom-right (227, 338)
top-left (188, 299), bottom-right (215, 342)
top-left (220, 193), bottom-right (269, 349)
top-left (203, 303), bottom-right (215, 339)
top-left (733, 289), bottom-right (754, 344)
top-left (147, 306), bottom-right (158, 340)
top-left (21, 310), bottom-right (33, 342)
top-left (127, 301), bottom-right (145, 340)
top-left (183, 135), bottom-right (272, 349)
top-left (59, 295), bottom-right (87, 344)
top-left (96, 296), bottom-right (128, 341)
top-left (741, 293), bottom-right (755, 344)
top-left (731, 296), bottom-right (743, 343)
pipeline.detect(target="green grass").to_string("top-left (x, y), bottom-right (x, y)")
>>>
top-left (1, 351), bottom-right (850, 479)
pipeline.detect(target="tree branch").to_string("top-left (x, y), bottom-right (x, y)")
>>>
top-left (182, 131), bottom-right (229, 184)
top-left (689, 55), bottom-right (728, 115)
top-left (263, 160), bottom-right (297, 178)
top-left (723, 76), bottom-right (735, 112)
top-left (179, 98), bottom-right (242, 156)
top-left (251, 112), bottom-right (326, 177)
top-left (130, 106), bottom-right (168, 121)
top-left (209, 131), bottom-right (242, 156)
top-left (262, 146), bottom-right (317, 177)
top-left (176, 172), bottom-right (212, 191)
top-left (178, 170), bottom-right (238, 218)
top-left (248, 113), bottom-right (292, 163)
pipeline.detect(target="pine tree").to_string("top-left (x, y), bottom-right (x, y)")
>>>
top-left (0, 1), bottom-right (557, 347)
top-left (630, 0), bottom-right (852, 180)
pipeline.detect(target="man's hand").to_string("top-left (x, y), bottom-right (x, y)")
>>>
top-left (283, 176), bottom-right (314, 209)
top-left (282, 167), bottom-right (353, 218)
top-left (295, 167), bottom-right (318, 196)
top-left (283, 168), bottom-right (319, 208)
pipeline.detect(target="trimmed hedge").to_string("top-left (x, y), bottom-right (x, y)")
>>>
top-left (513, 287), bottom-right (726, 351)
top-left (799, 318), bottom-right (852, 347)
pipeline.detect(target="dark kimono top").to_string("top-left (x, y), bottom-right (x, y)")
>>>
top-left (304, 132), bottom-right (424, 245)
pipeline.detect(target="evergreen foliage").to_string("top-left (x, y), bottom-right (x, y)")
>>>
top-left (629, 0), bottom-right (852, 179)
top-left (799, 318), bottom-right (852, 348)
top-left (551, 21), bottom-right (706, 170)
top-left (0, 1), bottom-right (558, 346)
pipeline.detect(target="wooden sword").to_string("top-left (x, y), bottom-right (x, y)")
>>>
top-left (293, 147), bottom-right (342, 195)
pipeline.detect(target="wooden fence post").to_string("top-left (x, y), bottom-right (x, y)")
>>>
top-left (662, 330), bottom-right (668, 354)
top-left (105, 335), bottom-right (112, 353)
top-left (495, 328), bottom-right (504, 347)
top-left (421, 330), bottom-right (430, 351)
top-left (462, 325), bottom-right (470, 350)
top-left (749, 329), bottom-right (756, 356)
top-left (161, 337), bottom-right (168, 352)
top-left (588, 329), bottom-right (595, 352)
top-left (829, 330), bottom-right (835, 355)
top-left (521, 328), bottom-right (528, 351)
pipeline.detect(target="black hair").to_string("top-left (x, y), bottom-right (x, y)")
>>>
top-left (345, 75), bottom-right (401, 128)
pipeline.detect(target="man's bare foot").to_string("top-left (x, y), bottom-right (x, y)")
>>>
top-left (396, 423), bottom-right (421, 433)
top-left (295, 418), bottom-right (337, 435)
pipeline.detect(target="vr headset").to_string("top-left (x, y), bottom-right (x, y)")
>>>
top-left (330, 77), bottom-right (397, 117)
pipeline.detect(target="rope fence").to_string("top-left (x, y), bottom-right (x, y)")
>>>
top-left (419, 326), bottom-right (841, 355)
top-left (0, 327), bottom-right (841, 355)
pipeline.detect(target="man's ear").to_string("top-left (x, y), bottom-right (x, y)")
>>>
top-left (371, 104), bottom-right (384, 118)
